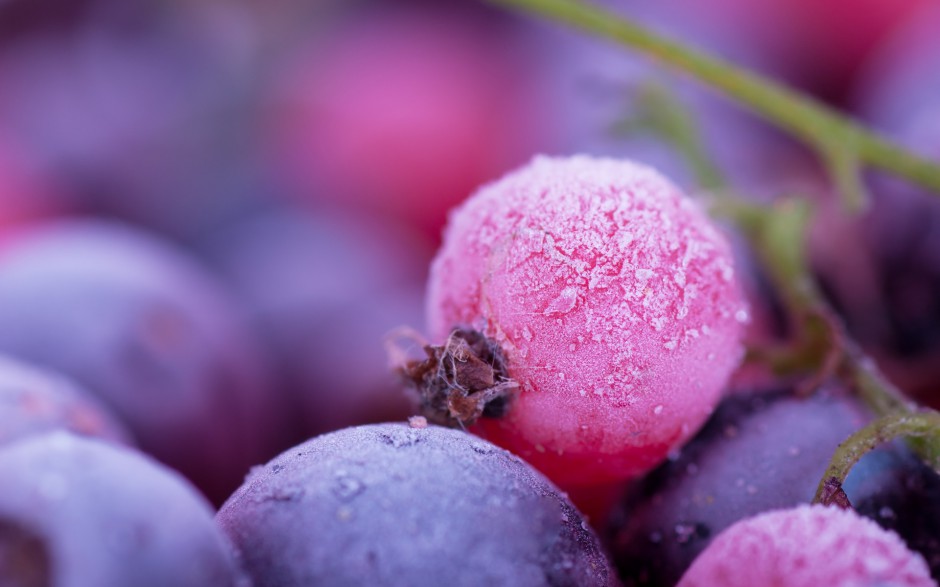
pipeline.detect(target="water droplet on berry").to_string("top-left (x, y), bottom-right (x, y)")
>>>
top-left (332, 473), bottom-right (365, 502)
top-left (635, 268), bottom-right (654, 281)
top-left (264, 484), bottom-right (305, 502)
top-left (379, 428), bottom-right (423, 448)
top-left (545, 286), bottom-right (579, 316)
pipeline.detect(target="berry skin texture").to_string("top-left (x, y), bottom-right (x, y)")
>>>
top-left (677, 504), bottom-right (934, 587)
top-left (610, 386), bottom-right (940, 584)
top-left (426, 155), bottom-right (747, 489)
top-left (200, 205), bottom-right (429, 439)
top-left (216, 423), bottom-right (619, 587)
top-left (0, 432), bottom-right (247, 587)
top-left (0, 219), bottom-right (280, 503)
top-left (0, 354), bottom-right (133, 448)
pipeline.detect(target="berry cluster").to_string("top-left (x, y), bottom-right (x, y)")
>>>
top-left (1, 1), bottom-right (939, 586)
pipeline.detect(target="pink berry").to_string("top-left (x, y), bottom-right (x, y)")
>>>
top-left (677, 504), bottom-right (934, 587)
top-left (264, 4), bottom-right (554, 240)
top-left (424, 155), bottom-right (747, 489)
top-left (0, 139), bottom-right (64, 230)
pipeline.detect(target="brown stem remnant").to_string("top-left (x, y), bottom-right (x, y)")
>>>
top-left (817, 477), bottom-right (852, 509)
top-left (395, 328), bottom-right (519, 428)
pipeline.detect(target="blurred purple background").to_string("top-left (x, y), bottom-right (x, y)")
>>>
top-left (0, 0), bottom-right (937, 459)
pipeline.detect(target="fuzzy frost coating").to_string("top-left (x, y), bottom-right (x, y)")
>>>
top-left (678, 504), bottom-right (934, 587)
top-left (427, 155), bottom-right (747, 486)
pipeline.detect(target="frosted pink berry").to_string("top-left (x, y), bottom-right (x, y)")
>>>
top-left (423, 155), bottom-right (747, 489)
top-left (677, 504), bottom-right (934, 587)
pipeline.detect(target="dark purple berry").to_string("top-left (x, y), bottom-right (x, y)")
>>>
top-left (0, 354), bottom-right (132, 448)
top-left (0, 219), bottom-right (282, 502)
top-left (0, 432), bottom-right (247, 587)
top-left (609, 387), bottom-right (940, 585)
top-left (217, 423), bottom-right (620, 587)
top-left (199, 205), bottom-right (430, 440)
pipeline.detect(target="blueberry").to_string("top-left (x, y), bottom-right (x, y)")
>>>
top-left (0, 354), bottom-right (132, 448)
top-left (0, 432), bottom-right (247, 587)
top-left (199, 205), bottom-right (429, 440)
top-left (0, 219), bottom-right (282, 502)
top-left (609, 387), bottom-right (940, 584)
top-left (217, 423), bottom-right (619, 587)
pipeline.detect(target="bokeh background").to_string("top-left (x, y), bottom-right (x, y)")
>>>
top-left (1, 0), bottom-right (938, 454)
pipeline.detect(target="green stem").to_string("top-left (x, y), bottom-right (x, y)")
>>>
top-left (626, 82), bottom-right (727, 192)
top-left (488, 0), bottom-right (940, 196)
top-left (813, 411), bottom-right (940, 506)
top-left (840, 344), bottom-right (913, 418)
top-left (714, 195), bottom-right (938, 466)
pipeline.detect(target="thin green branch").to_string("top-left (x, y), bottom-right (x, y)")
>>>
top-left (618, 82), bottom-right (726, 191)
top-left (713, 195), bottom-right (938, 472)
top-left (488, 0), bottom-right (940, 197)
top-left (813, 411), bottom-right (940, 507)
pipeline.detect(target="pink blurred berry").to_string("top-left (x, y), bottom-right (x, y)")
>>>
top-left (0, 139), bottom-right (65, 230)
top-left (677, 504), bottom-right (934, 587)
top-left (263, 4), bottom-right (554, 240)
top-left (423, 155), bottom-right (747, 491)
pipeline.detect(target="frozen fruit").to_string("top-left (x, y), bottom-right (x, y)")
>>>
top-left (424, 155), bottom-right (747, 490)
top-left (0, 432), bottom-right (246, 587)
top-left (0, 219), bottom-right (281, 503)
top-left (610, 386), bottom-right (940, 584)
top-left (0, 354), bottom-right (132, 448)
top-left (217, 423), bottom-right (619, 587)
top-left (199, 204), bottom-right (430, 440)
top-left (676, 504), bottom-right (934, 587)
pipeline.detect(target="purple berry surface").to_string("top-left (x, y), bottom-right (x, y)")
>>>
top-left (0, 354), bottom-right (132, 448)
top-left (198, 205), bottom-right (430, 440)
top-left (610, 387), bottom-right (940, 584)
top-left (0, 432), bottom-right (247, 587)
top-left (0, 219), bottom-right (282, 502)
top-left (217, 422), bottom-right (620, 587)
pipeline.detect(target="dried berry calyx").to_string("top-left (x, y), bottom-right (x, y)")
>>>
top-left (397, 328), bottom-right (518, 427)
